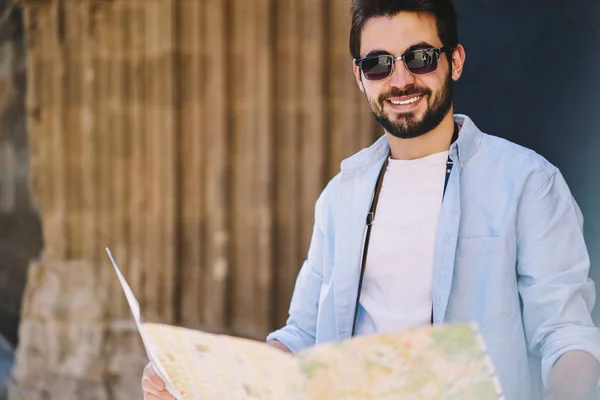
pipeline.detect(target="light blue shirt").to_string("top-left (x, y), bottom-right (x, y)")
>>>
top-left (267, 114), bottom-right (600, 400)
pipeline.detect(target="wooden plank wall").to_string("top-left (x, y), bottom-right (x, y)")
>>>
top-left (23, 0), bottom-right (380, 340)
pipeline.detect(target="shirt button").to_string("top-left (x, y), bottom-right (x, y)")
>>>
top-left (342, 300), bottom-right (347, 305)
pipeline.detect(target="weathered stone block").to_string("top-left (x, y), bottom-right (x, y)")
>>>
top-left (11, 259), bottom-right (147, 399)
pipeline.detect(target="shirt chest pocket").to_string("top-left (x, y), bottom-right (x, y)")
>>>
top-left (445, 236), bottom-right (518, 329)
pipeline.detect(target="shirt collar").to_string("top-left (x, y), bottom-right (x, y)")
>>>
top-left (340, 114), bottom-right (483, 172)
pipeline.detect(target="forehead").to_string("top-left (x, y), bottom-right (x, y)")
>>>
top-left (359, 12), bottom-right (442, 57)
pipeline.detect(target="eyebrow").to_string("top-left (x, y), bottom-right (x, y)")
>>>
top-left (364, 41), bottom-right (436, 58)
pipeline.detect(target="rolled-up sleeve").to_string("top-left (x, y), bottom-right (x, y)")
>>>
top-left (266, 194), bottom-right (327, 353)
top-left (517, 169), bottom-right (600, 386)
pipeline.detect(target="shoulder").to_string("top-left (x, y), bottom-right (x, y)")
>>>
top-left (474, 131), bottom-right (560, 193)
top-left (482, 133), bottom-right (556, 174)
top-left (479, 133), bottom-right (559, 185)
top-left (458, 114), bottom-right (566, 203)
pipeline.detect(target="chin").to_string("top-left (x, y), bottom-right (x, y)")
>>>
top-left (392, 113), bottom-right (423, 125)
top-left (392, 105), bottom-right (426, 118)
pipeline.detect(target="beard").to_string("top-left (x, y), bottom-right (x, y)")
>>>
top-left (367, 72), bottom-right (453, 139)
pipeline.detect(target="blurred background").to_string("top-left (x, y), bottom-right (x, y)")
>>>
top-left (0, 0), bottom-right (598, 399)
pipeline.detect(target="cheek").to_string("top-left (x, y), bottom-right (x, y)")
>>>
top-left (364, 82), bottom-right (388, 100)
top-left (417, 76), bottom-right (445, 96)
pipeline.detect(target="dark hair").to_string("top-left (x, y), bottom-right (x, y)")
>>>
top-left (349, 0), bottom-right (459, 60)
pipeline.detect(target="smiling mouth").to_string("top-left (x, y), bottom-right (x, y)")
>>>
top-left (388, 95), bottom-right (422, 105)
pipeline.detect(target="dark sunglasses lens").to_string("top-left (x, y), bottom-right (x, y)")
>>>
top-left (405, 50), bottom-right (437, 74)
top-left (361, 56), bottom-right (393, 81)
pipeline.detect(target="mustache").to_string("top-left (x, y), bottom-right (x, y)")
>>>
top-left (378, 86), bottom-right (431, 103)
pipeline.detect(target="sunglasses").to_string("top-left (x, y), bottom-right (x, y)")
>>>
top-left (354, 46), bottom-right (453, 81)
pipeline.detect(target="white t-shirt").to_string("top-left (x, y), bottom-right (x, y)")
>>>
top-left (354, 150), bottom-right (449, 336)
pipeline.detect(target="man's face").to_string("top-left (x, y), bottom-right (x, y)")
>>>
top-left (354, 12), bottom-right (456, 139)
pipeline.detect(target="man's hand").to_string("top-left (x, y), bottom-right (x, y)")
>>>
top-left (543, 350), bottom-right (600, 400)
top-left (142, 363), bottom-right (176, 400)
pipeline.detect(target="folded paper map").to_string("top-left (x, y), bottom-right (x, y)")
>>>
top-left (106, 248), bottom-right (505, 400)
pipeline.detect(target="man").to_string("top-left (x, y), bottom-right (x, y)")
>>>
top-left (143, 0), bottom-right (600, 399)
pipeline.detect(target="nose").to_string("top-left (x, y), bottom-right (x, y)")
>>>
top-left (389, 58), bottom-right (415, 89)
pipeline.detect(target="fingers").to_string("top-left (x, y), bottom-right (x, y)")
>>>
top-left (142, 381), bottom-right (176, 400)
top-left (142, 378), bottom-right (161, 396)
top-left (142, 363), bottom-right (176, 400)
top-left (143, 363), bottom-right (166, 391)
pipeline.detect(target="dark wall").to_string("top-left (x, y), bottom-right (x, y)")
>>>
top-left (0, 2), bottom-right (42, 346)
top-left (453, 0), bottom-right (600, 322)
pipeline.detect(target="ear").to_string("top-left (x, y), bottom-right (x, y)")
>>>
top-left (353, 62), bottom-right (365, 92)
top-left (450, 44), bottom-right (466, 82)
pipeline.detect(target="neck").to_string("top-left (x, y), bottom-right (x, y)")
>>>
top-left (387, 111), bottom-right (456, 160)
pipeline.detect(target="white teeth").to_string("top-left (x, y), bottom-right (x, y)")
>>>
top-left (390, 96), bottom-right (421, 105)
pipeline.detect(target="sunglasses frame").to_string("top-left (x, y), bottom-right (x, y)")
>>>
top-left (354, 46), bottom-right (453, 81)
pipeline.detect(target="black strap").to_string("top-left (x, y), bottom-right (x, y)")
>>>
top-left (351, 122), bottom-right (460, 337)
